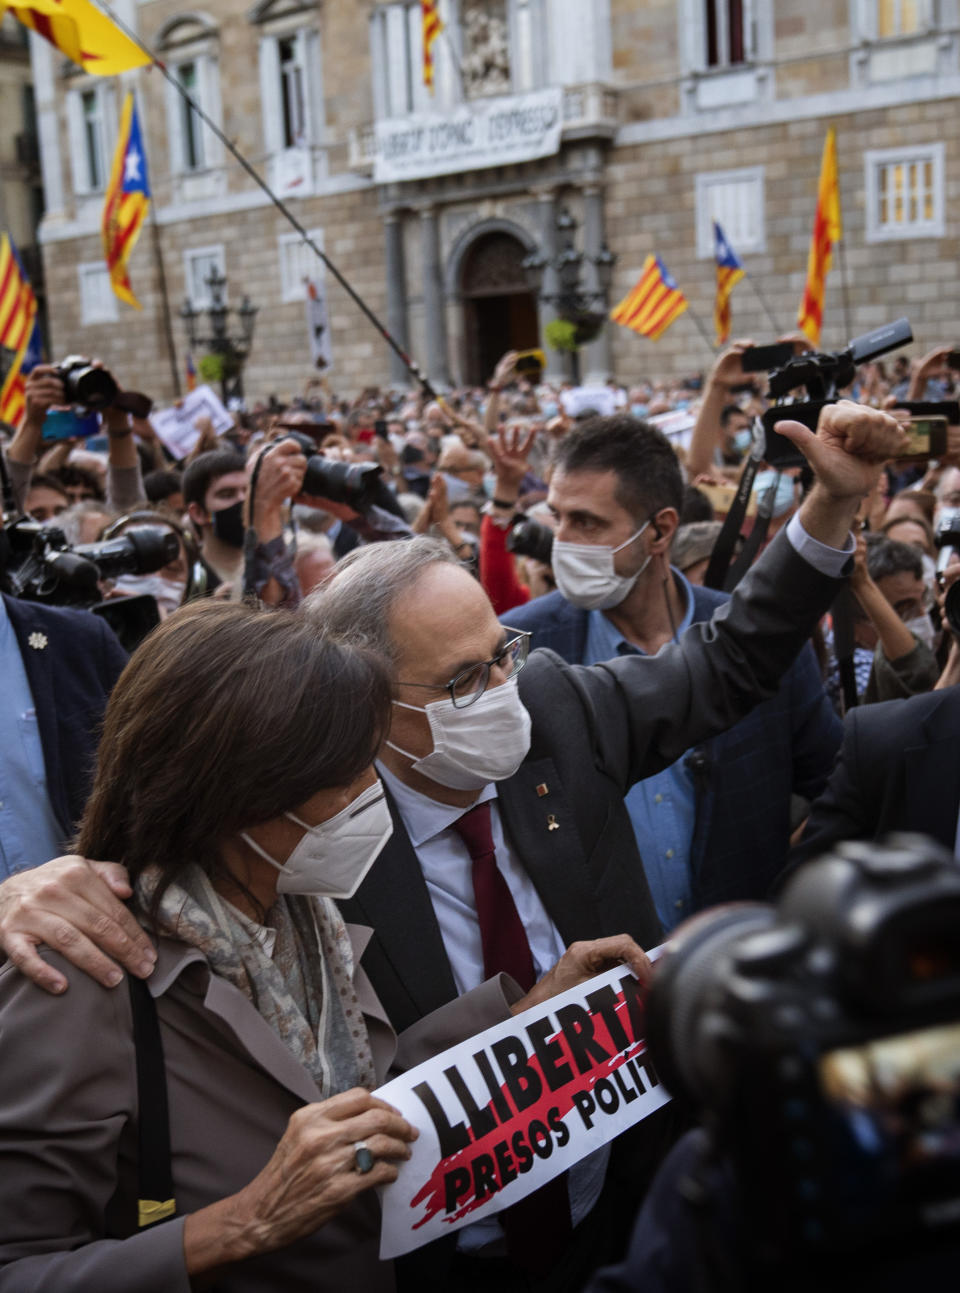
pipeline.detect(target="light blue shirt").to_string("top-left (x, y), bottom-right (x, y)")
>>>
top-left (0, 600), bottom-right (65, 879)
top-left (583, 569), bottom-right (698, 934)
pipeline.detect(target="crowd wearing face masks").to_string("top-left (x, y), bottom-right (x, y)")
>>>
top-left (0, 337), bottom-right (958, 1291)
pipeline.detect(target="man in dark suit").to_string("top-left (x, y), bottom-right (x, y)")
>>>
top-left (790, 686), bottom-right (960, 868)
top-left (0, 404), bottom-right (903, 1288)
top-left (493, 416), bottom-right (841, 927)
top-left (0, 592), bottom-right (127, 878)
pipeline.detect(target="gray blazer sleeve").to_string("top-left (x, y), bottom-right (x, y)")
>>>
top-left (553, 529), bottom-right (845, 793)
top-left (0, 955), bottom-right (191, 1293)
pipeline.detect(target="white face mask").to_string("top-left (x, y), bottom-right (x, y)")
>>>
top-left (386, 677), bottom-right (532, 791)
top-left (113, 573), bottom-right (185, 616)
top-left (241, 779), bottom-right (393, 899)
top-left (904, 613), bottom-right (937, 651)
top-left (551, 520), bottom-right (651, 611)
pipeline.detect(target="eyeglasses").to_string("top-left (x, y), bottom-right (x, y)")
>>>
top-left (397, 629), bottom-right (530, 708)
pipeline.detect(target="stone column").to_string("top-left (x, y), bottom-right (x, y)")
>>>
top-left (419, 204), bottom-right (451, 387)
top-left (383, 209), bottom-right (410, 388)
top-left (533, 188), bottom-right (567, 383)
top-left (581, 181), bottom-right (614, 386)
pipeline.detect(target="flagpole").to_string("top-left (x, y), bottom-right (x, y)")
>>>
top-left (743, 269), bottom-right (782, 336)
top-left (93, 0), bottom-right (441, 401)
top-left (149, 206), bottom-right (181, 399)
top-left (686, 303), bottom-right (718, 359)
top-left (837, 236), bottom-right (853, 342)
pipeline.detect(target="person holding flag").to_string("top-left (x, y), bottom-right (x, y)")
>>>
top-left (102, 91), bottom-right (151, 310)
top-left (797, 126), bottom-right (842, 345)
top-left (713, 221), bottom-right (745, 347)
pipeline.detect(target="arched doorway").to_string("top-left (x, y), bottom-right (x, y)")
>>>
top-left (459, 232), bottom-right (540, 386)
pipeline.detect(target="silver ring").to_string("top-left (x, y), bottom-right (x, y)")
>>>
top-left (353, 1140), bottom-right (375, 1174)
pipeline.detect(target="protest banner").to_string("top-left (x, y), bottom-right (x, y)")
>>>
top-left (149, 384), bottom-right (233, 460)
top-left (375, 953), bottom-right (668, 1259)
top-left (560, 385), bottom-right (619, 419)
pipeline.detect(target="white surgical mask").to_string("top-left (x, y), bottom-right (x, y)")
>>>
top-left (551, 521), bottom-right (651, 611)
top-left (113, 573), bottom-right (185, 616)
top-left (732, 429), bottom-right (753, 454)
top-left (386, 677), bottom-right (532, 791)
top-left (241, 779), bottom-right (393, 899)
top-left (904, 613), bottom-right (936, 651)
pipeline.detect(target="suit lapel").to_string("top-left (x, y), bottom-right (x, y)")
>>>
top-left (4, 596), bottom-right (71, 835)
top-left (902, 703), bottom-right (960, 849)
top-left (497, 757), bottom-right (603, 948)
top-left (340, 786), bottom-right (458, 1020)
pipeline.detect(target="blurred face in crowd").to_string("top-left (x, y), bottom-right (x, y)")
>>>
top-left (856, 566), bottom-right (927, 650)
top-left (938, 467), bottom-right (960, 514)
top-left (25, 483), bottom-right (69, 523)
top-left (884, 519), bottom-right (934, 559)
top-left (885, 493), bottom-right (930, 528)
top-left (187, 470), bottom-right (247, 533)
top-left (449, 501), bottom-right (481, 538)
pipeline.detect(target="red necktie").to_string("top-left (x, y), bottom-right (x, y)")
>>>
top-left (450, 800), bottom-right (572, 1272)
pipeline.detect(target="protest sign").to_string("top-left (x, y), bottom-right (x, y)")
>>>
top-left (149, 385), bottom-right (233, 460)
top-left (375, 953), bottom-right (668, 1259)
top-left (648, 407), bottom-right (696, 453)
top-left (560, 386), bottom-right (619, 419)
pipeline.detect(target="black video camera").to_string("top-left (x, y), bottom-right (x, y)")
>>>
top-left (507, 517), bottom-right (554, 566)
top-left (646, 834), bottom-right (960, 1277)
top-left (758, 318), bottom-right (914, 469)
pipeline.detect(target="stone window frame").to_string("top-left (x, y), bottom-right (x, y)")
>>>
top-left (65, 80), bottom-right (115, 198)
top-left (278, 228), bottom-right (325, 303)
top-left (250, 0), bottom-right (323, 157)
top-left (864, 142), bottom-right (945, 243)
top-left (184, 244), bottom-right (226, 309)
top-left (849, 1), bottom-right (959, 85)
top-left (78, 261), bottom-right (118, 325)
top-left (694, 165), bottom-right (766, 259)
top-left (370, 0), bottom-right (459, 118)
top-left (156, 14), bottom-right (223, 178)
top-left (677, 0), bottom-right (773, 113)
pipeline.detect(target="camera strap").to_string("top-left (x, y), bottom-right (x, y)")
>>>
top-left (704, 452), bottom-right (761, 591)
top-left (721, 473), bottom-right (780, 592)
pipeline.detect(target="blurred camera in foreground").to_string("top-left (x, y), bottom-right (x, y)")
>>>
top-left (645, 834), bottom-right (960, 1277)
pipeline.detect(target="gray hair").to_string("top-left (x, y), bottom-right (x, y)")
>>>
top-left (303, 536), bottom-right (458, 663)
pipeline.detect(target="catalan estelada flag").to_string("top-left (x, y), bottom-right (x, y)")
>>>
top-left (797, 127), bottom-right (842, 345)
top-left (185, 351), bottom-right (197, 392)
top-left (421, 1), bottom-right (442, 91)
top-left (102, 91), bottom-right (150, 310)
top-left (0, 235), bottom-right (38, 428)
top-left (713, 221), bottom-right (745, 346)
top-left (0, 0), bottom-right (150, 75)
top-left (610, 254), bottom-right (688, 341)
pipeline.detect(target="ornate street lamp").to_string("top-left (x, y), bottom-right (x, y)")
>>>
top-left (522, 207), bottom-right (617, 383)
top-left (179, 267), bottom-right (259, 404)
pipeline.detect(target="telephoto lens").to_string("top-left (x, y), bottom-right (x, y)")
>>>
top-left (282, 431), bottom-right (384, 509)
top-left (55, 357), bottom-right (119, 410)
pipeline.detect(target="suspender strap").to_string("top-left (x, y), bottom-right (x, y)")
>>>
top-left (127, 973), bottom-right (177, 1228)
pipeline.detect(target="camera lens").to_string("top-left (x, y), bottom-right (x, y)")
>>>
top-left (301, 457), bottom-right (383, 508)
top-left (62, 365), bottom-right (118, 410)
top-left (506, 519), bottom-right (554, 566)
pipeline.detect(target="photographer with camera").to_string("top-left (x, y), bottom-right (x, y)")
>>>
top-left (4, 362), bottom-right (148, 516)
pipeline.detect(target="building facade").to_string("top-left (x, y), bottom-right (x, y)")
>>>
top-left (32, 1), bottom-right (960, 401)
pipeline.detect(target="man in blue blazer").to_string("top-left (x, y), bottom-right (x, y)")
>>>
top-left (496, 416), bottom-right (842, 929)
top-left (0, 592), bottom-right (127, 878)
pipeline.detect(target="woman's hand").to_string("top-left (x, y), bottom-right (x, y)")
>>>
top-left (510, 935), bottom-right (652, 1016)
top-left (183, 1088), bottom-right (418, 1272)
top-left (488, 424), bottom-right (536, 502)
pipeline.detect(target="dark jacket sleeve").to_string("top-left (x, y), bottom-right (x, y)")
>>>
top-left (0, 954), bottom-right (190, 1292)
top-left (553, 530), bottom-right (846, 793)
top-left (787, 643), bottom-right (843, 802)
top-left (787, 704), bottom-right (879, 869)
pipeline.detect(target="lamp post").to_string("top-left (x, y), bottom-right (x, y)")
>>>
top-left (179, 267), bottom-right (259, 405)
top-left (521, 206), bottom-right (616, 384)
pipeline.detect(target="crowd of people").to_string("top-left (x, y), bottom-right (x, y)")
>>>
top-left (0, 329), bottom-right (956, 1290)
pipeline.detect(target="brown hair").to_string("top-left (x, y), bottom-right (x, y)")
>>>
top-left (75, 600), bottom-right (391, 917)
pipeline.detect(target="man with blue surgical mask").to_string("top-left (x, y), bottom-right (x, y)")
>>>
top-left (501, 414), bottom-right (843, 935)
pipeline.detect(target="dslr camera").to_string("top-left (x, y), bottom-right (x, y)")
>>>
top-left (51, 356), bottom-right (153, 419)
top-left (646, 834), bottom-right (960, 1281)
top-left (507, 517), bottom-right (554, 567)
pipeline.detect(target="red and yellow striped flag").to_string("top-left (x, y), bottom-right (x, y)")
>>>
top-left (713, 221), bottom-right (745, 346)
top-left (421, 0), bottom-right (442, 91)
top-left (797, 127), bottom-right (842, 345)
top-left (0, 0), bottom-right (150, 75)
top-left (102, 91), bottom-right (151, 309)
top-left (610, 254), bottom-right (688, 342)
top-left (0, 235), bottom-right (38, 428)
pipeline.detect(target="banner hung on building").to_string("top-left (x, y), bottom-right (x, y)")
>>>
top-left (374, 87), bottom-right (563, 184)
top-left (375, 953), bottom-right (669, 1259)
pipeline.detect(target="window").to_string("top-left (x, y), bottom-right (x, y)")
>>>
top-left (184, 245), bottom-right (225, 308)
top-left (78, 263), bottom-right (117, 324)
top-left (176, 61), bottom-right (205, 171)
top-left (876, 0), bottom-right (928, 37)
top-left (258, 29), bottom-right (319, 154)
top-left (279, 229), bottom-right (324, 303)
top-left (279, 36), bottom-right (307, 147)
top-left (695, 166), bottom-right (765, 258)
top-left (66, 83), bottom-right (114, 196)
top-left (705, 0), bottom-right (748, 67)
top-left (370, 1), bottom-right (457, 117)
top-left (865, 144), bottom-right (944, 241)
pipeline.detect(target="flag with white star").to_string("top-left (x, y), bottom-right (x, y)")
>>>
top-left (101, 91), bottom-right (151, 309)
top-left (713, 221), bottom-right (745, 346)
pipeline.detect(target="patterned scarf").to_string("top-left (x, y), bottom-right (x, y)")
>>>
top-left (136, 865), bottom-right (376, 1097)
